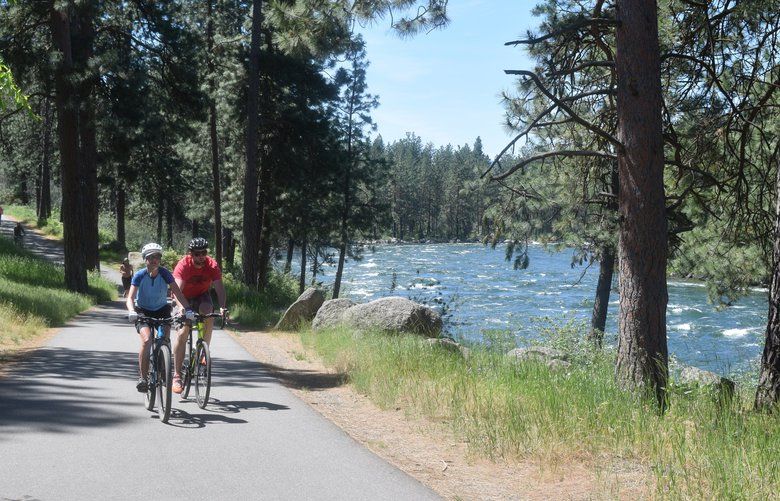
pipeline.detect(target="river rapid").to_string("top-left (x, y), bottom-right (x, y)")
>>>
top-left (287, 243), bottom-right (767, 378)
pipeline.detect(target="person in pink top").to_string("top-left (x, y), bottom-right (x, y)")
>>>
top-left (172, 237), bottom-right (228, 394)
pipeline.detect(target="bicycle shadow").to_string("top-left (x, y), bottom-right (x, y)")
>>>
top-left (165, 407), bottom-right (249, 429)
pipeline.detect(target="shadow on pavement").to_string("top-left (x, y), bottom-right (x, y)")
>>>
top-left (0, 345), bottom-right (291, 435)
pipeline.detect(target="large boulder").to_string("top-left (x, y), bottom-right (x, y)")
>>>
top-left (678, 365), bottom-right (735, 399)
top-left (426, 337), bottom-right (470, 359)
top-left (312, 298), bottom-right (357, 330)
top-left (276, 288), bottom-right (325, 330)
top-left (342, 296), bottom-right (442, 337)
top-left (506, 346), bottom-right (571, 370)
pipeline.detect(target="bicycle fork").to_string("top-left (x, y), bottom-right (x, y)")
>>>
top-left (149, 325), bottom-right (166, 387)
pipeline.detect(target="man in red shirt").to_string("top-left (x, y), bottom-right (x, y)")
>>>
top-left (172, 237), bottom-right (228, 394)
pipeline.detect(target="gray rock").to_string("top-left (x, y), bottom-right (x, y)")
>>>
top-left (275, 288), bottom-right (325, 331)
top-left (425, 337), bottom-right (470, 358)
top-left (128, 251), bottom-right (144, 270)
top-left (342, 296), bottom-right (442, 337)
top-left (312, 298), bottom-right (357, 330)
top-left (679, 366), bottom-right (736, 397)
top-left (506, 346), bottom-right (569, 363)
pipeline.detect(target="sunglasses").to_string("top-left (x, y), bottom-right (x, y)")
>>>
top-left (191, 251), bottom-right (208, 257)
top-left (145, 254), bottom-right (162, 261)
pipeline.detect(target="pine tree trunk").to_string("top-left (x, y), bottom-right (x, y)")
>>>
top-left (50, 6), bottom-right (88, 293)
top-left (117, 182), bottom-right (126, 251)
top-left (156, 193), bottom-right (163, 243)
top-left (614, 0), bottom-right (669, 407)
top-left (73, 3), bottom-right (99, 271)
top-left (284, 238), bottom-right (294, 274)
top-left (37, 97), bottom-right (53, 219)
top-left (207, 0), bottom-right (223, 269)
top-left (165, 196), bottom-right (173, 248)
top-left (589, 164), bottom-right (619, 348)
top-left (589, 245), bottom-right (615, 347)
top-left (224, 228), bottom-right (235, 268)
top-left (192, 218), bottom-right (199, 238)
top-left (242, 0), bottom-right (263, 287)
top-left (299, 239), bottom-right (307, 295)
top-left (311, 245), bottom-right (319, 285)
top-left (755, 158), bottom-right (780, 409)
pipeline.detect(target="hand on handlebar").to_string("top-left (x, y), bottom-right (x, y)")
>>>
top-left (185, 309), bottom-right (196, 321)
top-left (128, 311), bottom-right (138, 323)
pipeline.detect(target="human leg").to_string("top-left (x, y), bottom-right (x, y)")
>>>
top-left (137, 326), bottom-right (152, 391)
top-left (197, 293), bottom-right (215, 345)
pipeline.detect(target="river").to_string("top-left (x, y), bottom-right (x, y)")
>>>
top-left (285, 243), bottom-right (767, 378)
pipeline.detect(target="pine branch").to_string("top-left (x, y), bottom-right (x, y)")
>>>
top-left (491, 150), bottom-right (617, 181)
top-left (504, 69), bottom-right (621, 148)
top-left (505, 18), bottom-right (619, 46)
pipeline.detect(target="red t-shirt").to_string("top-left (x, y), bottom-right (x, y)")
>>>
top-left (173, 255), bottom-right (222, 298)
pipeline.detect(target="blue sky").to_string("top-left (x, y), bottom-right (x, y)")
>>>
top-left (358, 1), bottom-right (538, 159)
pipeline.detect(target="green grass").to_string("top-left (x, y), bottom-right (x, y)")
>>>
top-left (0, 236), bottom-right (116, 356)
top-left (5, 204), bottom-right (64, 239)
top-left (225, 271), bottom-right (299, 328)
top-left (299, 325), bottom-right (780, 499)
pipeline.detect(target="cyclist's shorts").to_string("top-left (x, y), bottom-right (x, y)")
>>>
top-left (136, 304), bottom-right (172, 329)
top-left (187, 292), bottom-right (213, 313)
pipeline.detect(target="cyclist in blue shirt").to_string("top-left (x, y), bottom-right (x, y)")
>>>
top-left (126, 242), bottom-right (194, 392)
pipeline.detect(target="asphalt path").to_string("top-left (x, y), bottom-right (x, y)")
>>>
top-left (0, 219), bottom-right (440, 500)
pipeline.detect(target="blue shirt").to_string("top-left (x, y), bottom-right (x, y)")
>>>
top-left (131, 267), bottom-right (174, 311)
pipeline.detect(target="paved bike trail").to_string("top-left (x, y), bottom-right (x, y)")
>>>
top-left (0, 222), bottom-right (440, 500)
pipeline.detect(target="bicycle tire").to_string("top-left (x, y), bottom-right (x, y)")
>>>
top-left (144, 344), bottom-right (156, 411)
top-left (157, 344), bottom-right (173, 423)
top-left (182, 337), bottom-right (193, 399)
top-left (195, 342), bottom-right (211, 409)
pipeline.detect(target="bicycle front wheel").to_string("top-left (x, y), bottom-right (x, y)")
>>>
top-left (144, 345), bottom-right (156, 411)
top-left (156, 344), bottom-right (173, 423)
top-left (182, 338), bottom-right (193, 400)
top-left (195, 342), bottom-right (211, 409)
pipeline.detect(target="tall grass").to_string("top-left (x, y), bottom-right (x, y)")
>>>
top-left (0, 236), bottom-right (116, 355)
top-left (300, 325), bottom-right (780, 499)
top-left (4, 204), bottom-right (64, 238)
top-left (225, 271), bottom-right (299, 328)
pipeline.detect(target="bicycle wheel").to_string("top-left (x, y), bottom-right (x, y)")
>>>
top-left (156, 344), bottom-right (173, 423)
top-left (182, 337), bottom-right (193, 399)
top-left (195, 342), bottom-right (211, 409)
top-left (144, 345), bottom-right (156, 411)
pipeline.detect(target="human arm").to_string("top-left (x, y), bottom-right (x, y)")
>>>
top-left (126, 285), bottom-right (138, 322)
top-left (169, 281), bottom-right (191, 312)
top-left (174, 277), bottom-right (185, 308)
top-left (213, 279), bottom-right (227, 312)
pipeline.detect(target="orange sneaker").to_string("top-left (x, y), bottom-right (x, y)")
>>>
top-left (172, 376), bottom-right (183, 394)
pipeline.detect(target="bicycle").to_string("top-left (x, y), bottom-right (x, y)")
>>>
top-left (136, 314), bottom-right (179, 423)
top-left (180, 312), bottom-right (225, 408)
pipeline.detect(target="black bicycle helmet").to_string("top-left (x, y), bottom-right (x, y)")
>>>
top-left (188, 237), bottom-right (208, 252)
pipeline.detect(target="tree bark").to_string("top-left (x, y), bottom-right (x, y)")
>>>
top-left (165, 195), bottom-right (173, 248)
top-left (299, 238), bottom-right (307, 295)
top-left (589, 245), bottom-right (615, 347)
top-left (117, 181), bottom-right (126, 250)
top-left (589, 163), bottom-right (619, 348)
top-left (50, 5), bottom-right (88, 293)
top-left (207, 0), bottom-right (223, 269)
top-left (614, 0), bottom-right (669, 407)
top-left (38, 97), bottom-right (52, 220)
top-left (284, 238), bottom-right (294, 274)
top-left (223, 227), bottom-right (235, 268)
top-left (73, 2), bottom-right (99, 271)
top-left (241, 0), bottom-right (263, 287)
top-left (156, 193), bottom-right (163, 243)
top-left (755, 157), bottom-right (780, 409)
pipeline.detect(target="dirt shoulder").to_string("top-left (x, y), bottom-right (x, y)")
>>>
top-left (229, 329), bottom-right (650, 500)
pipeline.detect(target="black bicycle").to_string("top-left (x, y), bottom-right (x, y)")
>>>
top-left (181, 312), bottom-right (225, 408)
top-left (136, 314), bottom-right (179, 423)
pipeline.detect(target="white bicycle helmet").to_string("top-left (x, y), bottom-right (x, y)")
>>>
top-left (141, 242), bottom-right (163, 259)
